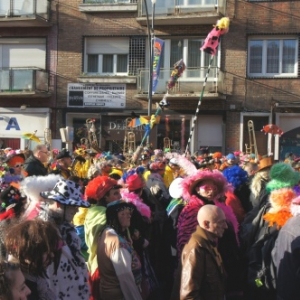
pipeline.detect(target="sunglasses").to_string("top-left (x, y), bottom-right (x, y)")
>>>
top-left (14, 164), bottom-right (23, 168)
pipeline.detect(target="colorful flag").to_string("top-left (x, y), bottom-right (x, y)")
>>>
top-left (152, 38), bottom-right (164, 93)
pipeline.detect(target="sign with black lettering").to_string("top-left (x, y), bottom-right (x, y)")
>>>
top-left (67, 83), bottom-right (126, 108)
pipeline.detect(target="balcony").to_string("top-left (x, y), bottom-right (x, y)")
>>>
top-left (135, 66), bottom-right (226, 100)
top-left (137, 0), bottom-right (226, 25)
top-left (79, 0), bottom-right (137, 12)
top-left (0, 0), bottom-right (50, 27)
top-left (0, 68), bottom-right (50, 97)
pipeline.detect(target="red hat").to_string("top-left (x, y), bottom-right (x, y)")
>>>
top-left (126, 174), bottom-right (144, 191)
top-left (85, 176), bottom-right (121, 201)
top-left (149, 161), bottom-right (165, 171)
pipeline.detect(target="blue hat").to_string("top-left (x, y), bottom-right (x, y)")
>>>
top-left (226, 153), bottom-right (235, 160)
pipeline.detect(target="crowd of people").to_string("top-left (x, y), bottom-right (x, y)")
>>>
top-left (0, 144), bottom-right (299, 300)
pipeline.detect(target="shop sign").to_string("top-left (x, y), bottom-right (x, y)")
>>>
top-left (0, 114), bottom-right (47, 138)
top-left (67, 83), bottom-right (126, 108)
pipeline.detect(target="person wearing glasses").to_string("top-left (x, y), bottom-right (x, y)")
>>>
top-left (23, 145), bottom-right (49, 177)
top-left (0, 151), bottom-right (26, 190)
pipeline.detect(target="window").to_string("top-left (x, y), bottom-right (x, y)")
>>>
top-left (248, 37), bottom-right (298, 77)
top-left (0, 38), bottom-right (46, 68)
top-left (0, 38), bottom-right (46, 91)
top-left (160, 38), bottom-right (219, 80)
top-left (85, 38), bottom-right (129, 75)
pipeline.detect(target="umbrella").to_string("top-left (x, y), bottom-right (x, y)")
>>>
top-left (261, 124), bottom-right (284, 136)
top-left (22, 130), bottom-right (41, 143)
top-left (128, 116), bottom-right (149, 128)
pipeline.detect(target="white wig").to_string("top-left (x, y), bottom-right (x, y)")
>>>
top-left (20, 174), bottom-right (62, 203)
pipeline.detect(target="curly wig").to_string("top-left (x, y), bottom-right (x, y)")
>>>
top-left (223, 165), bottom-right (248, 189)
top-left (5, 219), bottom-right (62, 277)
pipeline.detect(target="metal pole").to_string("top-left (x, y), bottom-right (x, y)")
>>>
top-left (146, 0), bottom-right (156, 145)
top-left (184, 55), bottom-right (214, 156)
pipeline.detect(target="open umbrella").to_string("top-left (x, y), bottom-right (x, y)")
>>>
top-left (261, 124), bottom-right (284, 136)
top-left (22, 130), bottom-right (41, 149)
top-left (128, 116), bottom-right (149, 128)
top-left (22, 130), bottom-right (41, 143)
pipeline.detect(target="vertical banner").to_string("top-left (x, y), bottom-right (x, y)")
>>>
top-left (152, 38), bottom-right (164, 93)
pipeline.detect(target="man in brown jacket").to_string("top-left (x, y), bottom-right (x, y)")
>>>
top-left (179, 205), bottom-right (227, 300)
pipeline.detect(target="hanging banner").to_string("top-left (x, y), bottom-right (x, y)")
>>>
top-left (152, 38), bottom-right (164, 93)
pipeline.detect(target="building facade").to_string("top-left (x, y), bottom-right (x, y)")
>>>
top-left (1, 0), bottom-right (300, 159)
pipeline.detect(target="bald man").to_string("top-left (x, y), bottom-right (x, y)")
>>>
top-left (179, 205), bottom-right (227, 300)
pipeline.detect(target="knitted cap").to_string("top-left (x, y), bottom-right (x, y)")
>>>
top-left (266, 162), bottom-right (300, 192)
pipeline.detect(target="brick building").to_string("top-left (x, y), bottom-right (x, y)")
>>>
top-left (1, 0), bottom-right (300, 160)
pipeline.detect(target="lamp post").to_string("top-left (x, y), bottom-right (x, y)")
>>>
top-left (144, 0), bottom-right (156, 145)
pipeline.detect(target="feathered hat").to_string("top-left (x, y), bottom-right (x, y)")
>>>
top-left (20, 174), bottom-right (61, 203)
top-left (182, 169), bottom-right (228, 202)
top-left (266, 162), bottom-right (300, 192)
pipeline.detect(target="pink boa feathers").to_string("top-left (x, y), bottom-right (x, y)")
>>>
top-left (120, 189), bottom-right (151, 219)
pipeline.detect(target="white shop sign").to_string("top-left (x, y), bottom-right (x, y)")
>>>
top-left (67, 83), bottom-right (126, 108)
top-left (0, 112), bottom-right (48, 138)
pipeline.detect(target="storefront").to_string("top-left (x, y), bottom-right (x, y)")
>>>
top-left (66, 111), bottom-right (225, 154)
top-left (0, 107), bottom-right (51, 150)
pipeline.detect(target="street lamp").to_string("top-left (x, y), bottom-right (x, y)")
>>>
top-left (144, 0), bottom-right (156, 144)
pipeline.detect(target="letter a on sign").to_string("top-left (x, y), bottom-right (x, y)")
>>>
top-left (6, 118), bottom-right (20, 130)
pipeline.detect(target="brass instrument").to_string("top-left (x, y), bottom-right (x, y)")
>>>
top-left (44, 128), bottom-right (52, 150)
top-left (123, 117), bottom-right (138, 160)
top-left (80, 137), bottom-right (89, 148)
top-left (86, 119), bottom-right (101, 153)
top-left (125, 132), bottom-right (136, 155)
top-left (163, 137), bottom-right (172, 151)
top-left (245, 120), bottom-right (259, 159)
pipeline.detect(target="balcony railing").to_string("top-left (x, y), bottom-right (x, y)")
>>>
top-left (139, 0), bottom-right (226, 17)
top-left (79, 0), bottom-right (137, 12)
top-left (0, 68), bottom-right (49, 94)
top-left (83, 0), bottom-right (137, 3)
top-left (0, 0), bottom-right (50, 21)
top-left (137, 66), bottom-right (225, 95)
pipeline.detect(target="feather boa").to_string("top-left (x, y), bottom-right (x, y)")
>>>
top-left (263, 210), bottom-right (292, 229)
top-left (120, 189), bottom-right (151, 220)
top-left (164, 152), bottom-right (197, 176)
top-left (268, 188), bottom-right (295, 213)
top-left (215, 201), bottom-right (240, 244)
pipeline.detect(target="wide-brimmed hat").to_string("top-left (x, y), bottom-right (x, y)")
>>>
top-left (257, 156), bottom-right (274, 172)
top-left (40, 178), bottom-right (90, 208)
top-left (182, 169), bottom-right (228, 202)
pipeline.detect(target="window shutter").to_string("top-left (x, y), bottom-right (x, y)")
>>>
top-left (86, 38), bottom-right (129, 54)
top-left (0, 38), bottom-right (46, 69)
